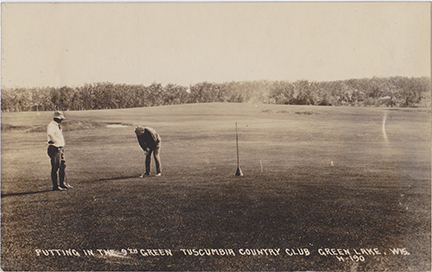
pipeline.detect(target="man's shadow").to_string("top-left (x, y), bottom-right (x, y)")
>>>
top-left (1, 175), bottom-right (140, 197)
top-left (95, 175), bottom-right (141, 182)
top-left (1, 189), bottom-right (53, 198)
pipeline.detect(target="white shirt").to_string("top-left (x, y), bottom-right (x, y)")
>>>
top-left (47, 120), bottom-right (65, 147)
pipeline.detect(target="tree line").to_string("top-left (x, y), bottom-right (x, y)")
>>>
top-left (1, 76), bottom-right (430, 112)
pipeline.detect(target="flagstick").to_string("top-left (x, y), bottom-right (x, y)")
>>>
top-left (235, 122), bottom-right (244, 176)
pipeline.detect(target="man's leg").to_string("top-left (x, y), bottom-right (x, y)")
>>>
top-left (153, 145), bottom-right (162, 175)
top-left (145, 150), bottom-right (152, 175)
top-left (51, 158), bottom-right (60, 189)
top-left (48, 146), bottom-right (63, 190)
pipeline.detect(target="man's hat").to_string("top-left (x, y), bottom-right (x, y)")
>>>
top-left (135, 125), bottom-right (145, 135)
top-left (53, 111), bottom-right (66, 120)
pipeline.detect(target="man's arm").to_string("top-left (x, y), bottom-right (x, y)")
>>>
top-left (137, 135), bottom-right (148, 151)
top-left (47, 123), bottom-right (56, 144)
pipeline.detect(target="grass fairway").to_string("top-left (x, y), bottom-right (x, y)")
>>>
top-left (1, 103), bottom-right (430, 271)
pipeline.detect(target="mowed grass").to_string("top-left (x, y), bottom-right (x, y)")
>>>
top-left (1, 103), bottom-right (430, 271)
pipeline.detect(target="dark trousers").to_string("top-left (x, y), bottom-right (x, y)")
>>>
top-left (48, 145), bottom-right (66, 189)
top-left (145, 143), bottom-right (161, 175)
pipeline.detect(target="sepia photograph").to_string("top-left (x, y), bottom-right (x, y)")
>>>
top-left (1, 2), bottom-right (431, 271)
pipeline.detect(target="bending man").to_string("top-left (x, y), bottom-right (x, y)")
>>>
top-left (135, 125), bottom-right (162, 177)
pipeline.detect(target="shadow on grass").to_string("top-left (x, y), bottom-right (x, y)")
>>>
top-left (1, 189), bottom-right (53, 197)
top-left (95, 175), bottom-right (140, 182)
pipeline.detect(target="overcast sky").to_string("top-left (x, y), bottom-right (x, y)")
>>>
top-left (1, 2), bottom-right (430, 88)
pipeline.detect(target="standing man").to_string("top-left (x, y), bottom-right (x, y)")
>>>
top-left (47, 111), bottom-right (72, 191)
top-left (135, 125), bottom-right (162, 177)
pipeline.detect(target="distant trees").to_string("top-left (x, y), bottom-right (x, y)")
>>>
top-left (268, 76), bottom-right (430, 107)
top-left (1, 76), bottom-right (430, 112)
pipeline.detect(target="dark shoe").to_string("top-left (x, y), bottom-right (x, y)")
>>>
top-left (139, 173), bottom-right (150, 178)
top-left (53, 187), bottom-right (67, 191)
top-left (64, 183), bottom-right (73, 189)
